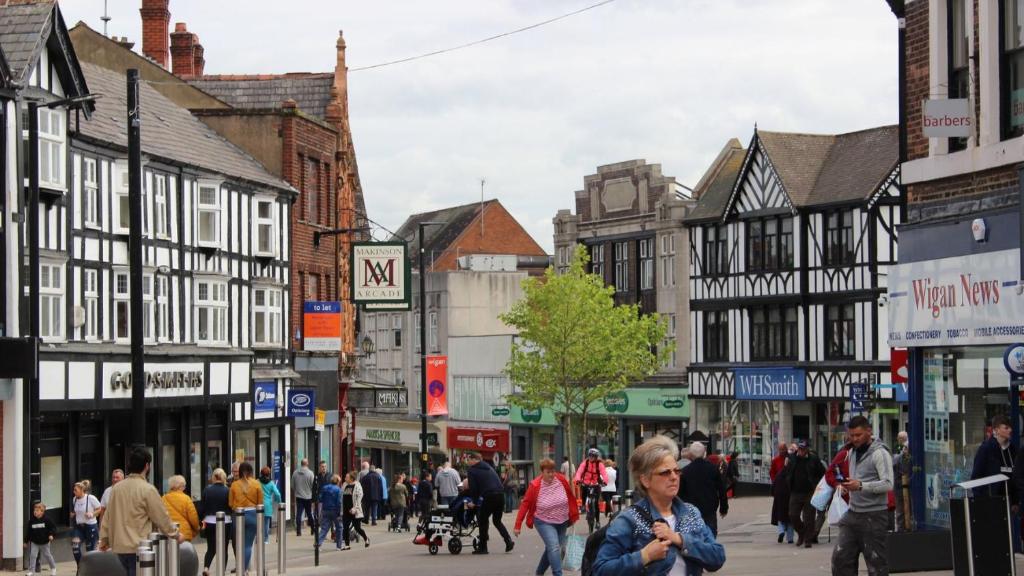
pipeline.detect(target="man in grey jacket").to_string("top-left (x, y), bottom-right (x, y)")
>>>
top-left (291, 459), bottom-right (315, 536)
top-left (832, 415), bottom-right (893, 576)
top-left (435, 460), bottom-right (462, 507)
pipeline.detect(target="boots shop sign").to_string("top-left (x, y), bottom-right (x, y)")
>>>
top-left (103, 363), bottom-right (204, 399)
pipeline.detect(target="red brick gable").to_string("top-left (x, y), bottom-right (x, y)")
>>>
top-left (428, 201), bottom-right (547, 272)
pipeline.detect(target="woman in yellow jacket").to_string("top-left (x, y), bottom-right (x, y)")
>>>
top-left (229, 462), bottom-right (263, 574)
top-left (162, 475), bottom-right (200, 541)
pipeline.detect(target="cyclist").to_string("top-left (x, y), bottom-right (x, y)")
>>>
top-left (574, 448), bottom-right (610, 532)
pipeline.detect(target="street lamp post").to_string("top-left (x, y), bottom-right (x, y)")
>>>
top-left (417, 222), bottom-right (444, 468)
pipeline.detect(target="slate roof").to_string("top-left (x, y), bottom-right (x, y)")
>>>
top-left (392, 200), bottom-right (499, 264)
top-left (685, 140), bottom-right (746, 222)
top-left (0, 42), bottom-right (10, 87)
top-left (0, 0), bottom-right (53, 85)
top-left (78, 62), bottom-right (295, 193)
top-left (187, 74), bottom-right (335, 118)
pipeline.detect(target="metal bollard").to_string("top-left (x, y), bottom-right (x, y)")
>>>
top-left (234, 509), bottom-right (245, 575)
top-left (138, 547), bottom-right (157, 576)
top-left (277, 503), bottom-right (287, 574)
top-left (153, 533), bottom-right (168, 576)
top-left (214, 512), bottom-right (226, 576)
top-left (625, 489), bottom-right (634, 507)
top-left (166, 523), bottom-right (180, 576)
top-left (612, 494), bottom-right (621, 513)
top-left (255, 505), bottom-right (265, 576)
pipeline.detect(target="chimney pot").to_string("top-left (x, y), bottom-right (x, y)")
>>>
top-left (140, 0), bottom-right (171, 69)
top-left (174, 22), bottom-right (187, 32)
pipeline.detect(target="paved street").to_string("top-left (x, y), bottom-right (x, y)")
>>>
top-left (23, 495), bottom-right (1022, 575)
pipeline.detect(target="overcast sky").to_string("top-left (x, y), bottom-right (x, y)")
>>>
top-left (60, 1), bottom-right (898, 252)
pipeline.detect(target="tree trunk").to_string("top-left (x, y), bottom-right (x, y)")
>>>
top-left (563, 413), bottom-right (575, 489)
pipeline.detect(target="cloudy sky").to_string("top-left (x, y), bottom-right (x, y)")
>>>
top-left (60, 1), bottom-right (898, 252)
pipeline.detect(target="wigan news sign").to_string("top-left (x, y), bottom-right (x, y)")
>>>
top-left (351, 242), bottom-right (411, 305)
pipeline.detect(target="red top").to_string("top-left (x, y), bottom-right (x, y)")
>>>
top-left (769, 454), bottom-right (787, 482)
top-left (515, 473), bottom-right (579, 531)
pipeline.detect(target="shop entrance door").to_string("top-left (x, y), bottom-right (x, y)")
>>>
top-left (40, 424), bottom-right (66, 526)
top-left (258, 435), bottom-right (271, 473)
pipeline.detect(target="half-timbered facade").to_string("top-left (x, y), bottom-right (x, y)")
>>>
top-left (686, 127), bottom-right (900, 484)
top-left (552, 159), bottom-right (694, 462)
top-left (0, 0), bottom-right (299, 543)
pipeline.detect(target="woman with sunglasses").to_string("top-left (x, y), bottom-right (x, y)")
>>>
top-left (592, 436), bottom-right (725, 576)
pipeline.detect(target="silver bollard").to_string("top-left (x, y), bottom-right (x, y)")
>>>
top-left (255, 505), bottom-right (265, 576)
top-left (166, 524), bottom-right (180, 576)
top-left (277, 503), bottom-right (286, 574)
top-left (234, 509), bottom-right (245, 575)
top-left (214, 512), bottom-right (226, 576)
top-left (612, 494), bottom-right (621, 512)
top-left (153, 533), bottom-right (168, 576)
top-left (625, 489), bottom-right (634, 507)
top-left (138, 547), bottom-right (157, 576)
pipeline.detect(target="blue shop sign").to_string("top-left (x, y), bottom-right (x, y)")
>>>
top-left (254, 381), bottom-right (277, 413)
top-left (734, 368), bottom-right (806, 401)
top-left (287, 388), bottom-right (316, 418)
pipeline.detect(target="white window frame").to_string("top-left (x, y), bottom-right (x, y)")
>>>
top-left (592, 244), bottom-right (604, 278)
top-left (40, 262), bottom-right (64, 341)
top-left (154, 174), bottom-right (169, 239)
top-left (252, 286), bottom-right (283, 347)
top-left (640, 238), bottom-right (655, 291)
top-left (37, 108), bottom-right (66, 191)
top-left (114, 270), bottom-right (130, 341)
top-left (83, 269), bottom-right (98, 341)
top-left (114, 162), bottom-right (130, 235)
top-left (428, 311), bottom-right (438, 352)
top-left (196, 182), bottom-right (222, 248)
top-left (142, 275), bottom-right (154, 343)
top-left (660, 234), bottom-right (676, 288)
top-left (614, 241), bottom-right (629, 293)
top-left (415, 314), bottom-right (422, 353)
top-left (82, 158), bottom-right (99, 228)
top-left (393, 314), bottom-right (402, 348)
top-left (254, 197), bottom-right (277, 257)
top-left (195, 278), bottom-right (229, 346)
top-left (155, 275), bottom-right (169, 342)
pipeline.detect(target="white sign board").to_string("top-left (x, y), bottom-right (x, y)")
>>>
top-left (888, 248), bottom-right (1024, 347)
top-left (922, 99), bottom-right (971, 138)
top-left (351, 243), bottom-right (410, 304)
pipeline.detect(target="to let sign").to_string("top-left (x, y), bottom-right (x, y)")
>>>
top-left (922, 99), bottom-right (971, 138)
top-left (303, 301), bottom-right (341, 351)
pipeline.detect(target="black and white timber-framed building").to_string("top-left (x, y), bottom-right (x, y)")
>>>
top-left (685, 127), bottom-right (902, 485)
top-left (0, 1), bottom-right (298, 547)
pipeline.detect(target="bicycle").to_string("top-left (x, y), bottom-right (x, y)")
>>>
top-left (583, 484), bottom-right (603, 533)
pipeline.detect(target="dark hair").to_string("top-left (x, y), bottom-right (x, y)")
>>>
top-left (848, 415), bottom-right (872, 430)
top-left (238, 462), bottom-right (254, 479)
top-left (992, 414), bottom-right (1012, 429)
top-left (126, 447), bottom-right (152, 475)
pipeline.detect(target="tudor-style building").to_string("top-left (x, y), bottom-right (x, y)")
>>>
top-left (685, 127), bottom-right (901, 485)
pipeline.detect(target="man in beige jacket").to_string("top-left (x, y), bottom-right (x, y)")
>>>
top-left (98, 447), bottom-right (181, 576)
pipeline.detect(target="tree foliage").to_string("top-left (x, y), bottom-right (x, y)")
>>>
top-left (501, 245), bottom-right (671, 471)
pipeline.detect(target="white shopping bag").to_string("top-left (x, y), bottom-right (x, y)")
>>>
top-left (827, 486), bottom-right (849, 525)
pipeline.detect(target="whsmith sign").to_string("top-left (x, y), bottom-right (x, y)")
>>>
top-left (888, 248), bottom-right (1024, 347)
top-left (350, 242), bottom-right (411, 304)
top-left (733, 368), bottom-right (806, 401)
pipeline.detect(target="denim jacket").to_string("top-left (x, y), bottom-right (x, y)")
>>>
top-left (592, 497), bottom-right (725, 576)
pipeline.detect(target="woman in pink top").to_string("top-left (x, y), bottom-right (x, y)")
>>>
top-left (515, 459), bottom-right (580, 576)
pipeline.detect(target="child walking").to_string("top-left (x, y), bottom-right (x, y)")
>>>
top-left (25, 501), bottom-right (57, 576)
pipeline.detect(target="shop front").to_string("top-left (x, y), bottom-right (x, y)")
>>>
top-left (888, 210), bottom-right (1024, 530)
top-left (447, 423), bottom-right (511, 467)
top-left (355, 416), bottom-right (446, 479)
top-left (37, 350), bottom-right (251, 525)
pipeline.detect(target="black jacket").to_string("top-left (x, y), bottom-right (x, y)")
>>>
top-left (25, 515), bottom-right (56, 545)
top-left (360, 471), bottom-right (384, 502)
top-left (786, 453), bottom-right (825, 494)
top-left (416, 479), bottom-right (434, 505)
top-left (678, 458), bottom-right (728, 519)
top-left (973, 437), bottom-right (1018, 501)
top-left (467, 461), bottom-right (504, 499)
top-left (199, 483), bottom-right (231, 519)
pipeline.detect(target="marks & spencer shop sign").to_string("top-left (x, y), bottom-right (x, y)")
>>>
top-left (888, 249), bottom-right (1024, 347)
top-left (734, 368), bottom-right (806, 401)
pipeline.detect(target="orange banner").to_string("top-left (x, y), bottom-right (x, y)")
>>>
top-left (426, 356), bottom-right (448, 417)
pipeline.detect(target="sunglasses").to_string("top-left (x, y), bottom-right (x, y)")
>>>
top-left (652, 468), bottom-right (681, 478)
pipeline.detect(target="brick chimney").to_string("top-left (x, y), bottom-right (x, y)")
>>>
top-left (192, 42), bottom-right (205, 76)
top-left (170, 22), bottom-right (198, 77)
top-left (140, 0), bottom-right (170, 68)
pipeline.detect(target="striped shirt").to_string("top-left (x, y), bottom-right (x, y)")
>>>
top-left (534, 479), bottom-right (569, 525)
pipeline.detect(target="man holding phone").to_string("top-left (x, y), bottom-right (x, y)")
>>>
top-left (831, 416), bottom-right (893, 576)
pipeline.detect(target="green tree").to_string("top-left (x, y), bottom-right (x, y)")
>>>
top-left (500, 244), bottom-right (671, 477)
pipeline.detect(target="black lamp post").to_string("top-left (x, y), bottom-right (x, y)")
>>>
top-left (417, 221), bottom-right (444, 468)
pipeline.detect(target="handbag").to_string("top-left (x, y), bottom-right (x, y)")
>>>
top-left (827, 487), bottom-right (849, 525)
top-left (563, 527), bottom-right (586, 572)
top-left (810, 476), bottom-right (834, 511)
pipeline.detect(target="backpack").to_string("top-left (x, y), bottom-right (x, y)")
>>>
top-left (581, 504), bottom-right (655, 576)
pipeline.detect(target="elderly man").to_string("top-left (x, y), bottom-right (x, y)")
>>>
top-left (787, 439), bottom-right (825, 548)
top-left (894, 431), bottom-right (913, 532)
top-left (96, 468), bottom-right (124, 520)
top-left (678, 441), bottom-right (728, 536)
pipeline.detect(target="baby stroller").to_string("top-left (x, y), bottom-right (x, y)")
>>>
top-left (412, 495), bottom-right (480, 555)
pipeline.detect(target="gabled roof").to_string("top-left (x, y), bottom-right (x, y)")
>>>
top-left (722, 125), bottom-right (898, 218)
top-left (187, 74), bottom-right (335, 118)
top-left (77, 62), bottom-right (295, 193)
top-left (0, 0), bottom-right (90, 104)
top-left (685, 139), bottom-right (746, 222)
top-left (392, 200), bottom-right (498, 261)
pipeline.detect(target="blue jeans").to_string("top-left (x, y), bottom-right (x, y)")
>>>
top-left (264, 515), bottom-right (273, 542)
top-left (296, 497), bottom-right (313, 535)
top-left (317, 510), bottom-right (342, 548)
top-left (777, 521), bottom-right (794, 542)
top-left (439, 495), bottom-right (457, 507)
top-left (242, 509), bottom-right (258, 571)
top-left (72, 522), bottom-right (98, 564)
top-left (534, 519), bottom-right (568, 576)
top-left (118, 553), bottom-right (137, 576)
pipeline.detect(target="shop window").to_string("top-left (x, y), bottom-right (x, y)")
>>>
top-left (703, 310), bottom-right (729, 362)
top-left (824, 210), bottom-right (855, 266)
top-left (950, 0), bottom-right (970, 150)
top-left (826, 303), bottom-right (856, 359)
top-left (750, 305), bottom-right (798, 361)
